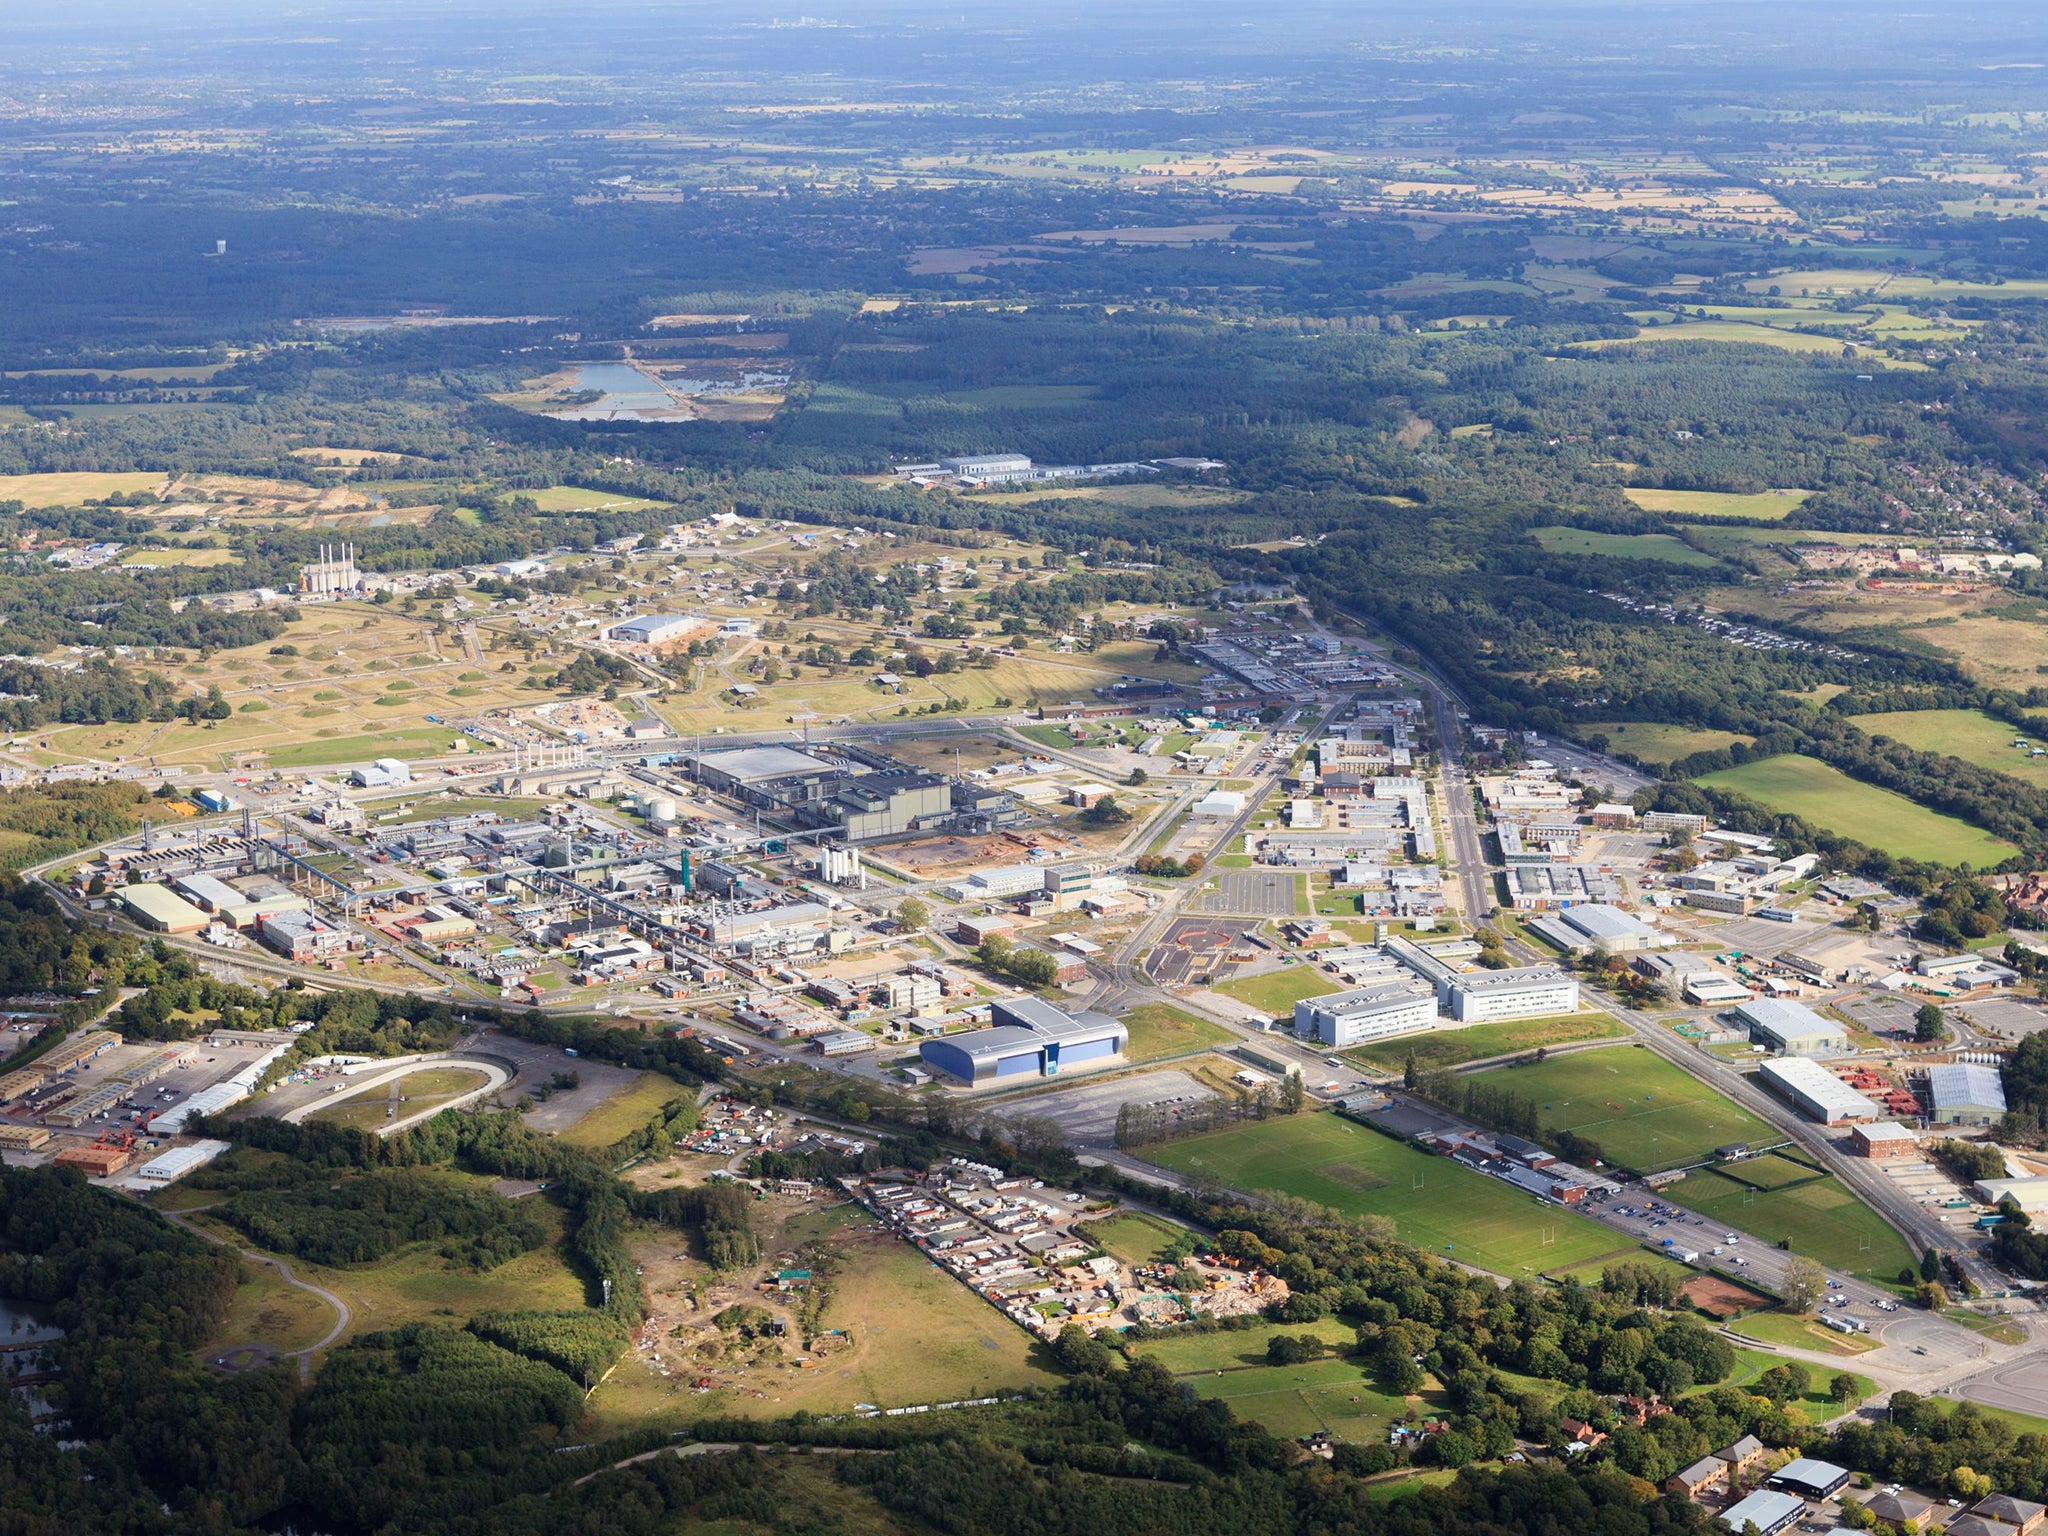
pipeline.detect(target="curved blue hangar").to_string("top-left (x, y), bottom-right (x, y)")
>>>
top-left (920, 996), bottom-right (1127, 1085)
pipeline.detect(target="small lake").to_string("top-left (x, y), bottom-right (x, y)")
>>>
top-left (548, 362), bottom-right (675, 420)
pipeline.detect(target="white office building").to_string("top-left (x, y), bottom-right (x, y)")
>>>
top-left (1294, 981), bottom-right (1440, 1047)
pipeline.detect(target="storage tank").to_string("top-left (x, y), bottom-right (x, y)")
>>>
top-left (646, 794), bottom-right (678, 824)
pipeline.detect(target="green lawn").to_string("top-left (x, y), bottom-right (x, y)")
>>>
top-left (1622, 487), bottom-right (1813, 520)
top-left (1146, 1113), bottom-right (1629, 1278)
top-left (1474, 1045), bottom-right (1773, 1173)
top-left (1662, 1162), bottom-right (1916, 1283)
top-left (555, 1073), bottom-right (690, 1150)
top-left (1697, 754), bottom-right (2016, 867)
top-left (1211, 965), bottom-right (1343, 1014)
top-left (1172, 1356), bottom-right (1408, 1443)
top-left (1349, 1013), bottom-right (1628, 1074)
top-left (1076, 1210), bottom-right (1195, 1266)
top-left (1718, 1348), bottom-right (1876, 1424)
top-left (1851, 707), bottom-right (2048, 789)
top-left (1579, 721), bottom-right (1754, 765)
top-left (1129, 1316), bottom-right (1359, 1373)
top-left (1120, 1002), bottom-right (1236, 1063)
top-left (1729, 1310), bottom-right (1876, 1357)
top-left (1532, 528), bottom-right (1723, 568)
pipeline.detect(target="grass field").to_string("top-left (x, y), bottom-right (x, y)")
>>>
top-left (555, 1072), bottom-right (689, 1149)
top-left (1078, 1211), bottom-right (1194, 1266)
top-left (1622, 487), bottom-right (1813, 520)
top-left (1146, 1113), bottom-right (1628, 1277)
top-left (522, 485), bottom-right (670, 512)
top-left (1120, 1003), bottom-right (1236, 1063)
top-left (1349, 1013), bottom-right (1629, 1073)
top-left (586, 1217), bottom-right (1058, 1429)
top-left (1211, 965), bottom-right (1343, 1014)
top-left (1532, 528), bottom-right (1722, 568)
top-left (1729, 1310), bottom-right (1875, 1357)
top-left (308, 1066), bottom-right (490, 1131)
top-left (1474, 1046), bottom-right (1772, 1172)
top-left (1586, 322), bottom-right (1907, 360)
top-left (0, 471), bottom-right (165, 506)
top-left (204, 1256), bottom-right (339, 1361)
top-left (1720, 1348), bottom-right (1876, 1424)
top-left (1663, 1163), bottom-right (1915, 1282)
top-left (1169, 1354), bottom-right (1410, 1443)
top-left (1696, 754), bottom-right (2016, 866)
top-left (1581, 720), bottom-right (1754, 764)
top-left (1851, 707), bottom-right (2048, 789)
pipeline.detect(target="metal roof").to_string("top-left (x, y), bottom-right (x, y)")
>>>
top-left (694, 745), bottom-right (836, 782)
top-left (1736, 997), bottom-right (1845, 1043)
top-left (1929, 1062), bottom-right (2007, 1114)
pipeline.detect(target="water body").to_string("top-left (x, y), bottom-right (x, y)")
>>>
top-left (547, 362), bottom-right (676, 420)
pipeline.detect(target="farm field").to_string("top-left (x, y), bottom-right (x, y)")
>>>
top-left (1532, 528), bottom-right (1722, 567)
top-left (1473, 1045), bottom-right (1773, 1172)
top-left (1146, 1113), bottom-right (1628, 1277)
top-left (1696, 754), bottom-right (2017, 866)
top-left (1622, 487), bottom-right (1813, 519)
top-left (1850, 707), bottom-right (2048, 788)
top-left (1580, 721), bottom-right (1754, 764)
top-left (1211, 965), bottom-right (1344, 1014)
top-left (554, 1072), bottom-right (688, 1148)
top-left (1583, 321), bottom-right (1876, 357)
top-left (0, 470), bottom-right (166, 506)
top-left (1662, 1162), bottom-right (1915, 1282)
top-left (1349, 1012), bottom-right (1629, 1073)
top-left (521, 484), bottom-right (671, 512)
top-left (1119, 1002), bottom-right (1236, 1063)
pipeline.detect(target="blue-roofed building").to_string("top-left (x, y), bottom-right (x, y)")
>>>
top-left (920, 996), bottom-right (1127, 1085)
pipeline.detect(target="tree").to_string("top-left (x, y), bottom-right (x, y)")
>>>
top-left (1920, 1246), bottom-right (1943, 1282)
top-left (1125, 768), bottom-right (1148, 786)
top-left (1830, 1371), bottom-right (1861, 1407)
top-left (1916, 1003), bottom-right (1946, 1042)
top-left (1781, 1256), bottom-right (1827, 1312)
top-left (897, 897), bottom-right (929, 932)
top-left (1756, 1362), bottom-right (1811, 1403)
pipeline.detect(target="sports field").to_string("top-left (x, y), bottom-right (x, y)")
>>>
top-left (1349, 1012), bottom-right (1627, 1073)
top-left (1851, 707), bottom-right (2048, 789)
top-left (1696, 754), bottom-right (2016, 867)
top-left (1475, 1045), bottom-right (1772, 1172)
top-left (1622, 487), bottom-right (1813, 519)
top-left (1532, 528), bottom-right (1721, 568)
top-left (1663, 1161), bottom-right (1915, 1282)
top-left (1146, 1113), bottom-right (1628, 1277)
top-left (1212, 965), bottom-right (1343, 1014)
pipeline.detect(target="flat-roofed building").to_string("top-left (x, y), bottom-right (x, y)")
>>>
top-left (1758, 1057), bottom-right (1877, 1125)
top-left (1768, 1459), bottom-right (1850, 1500)
top-left (1850, 1121), bottom-right (1918, 1160)
top-left (1719, 1491), bottom-right (1805, 1536)
top-left (1447, 965), bottom-right (1579, 1023)
top-left (688, 744), bottom-right (840, 807)
top-left (919, 996), bottom-right (1126, 1084)
top-left (121, 883), bottom-right (209, 934)
top-left (1736, 998), bottom-right (1847, 1057)
top-left (607, 613), bottom-right (696, 645)
top-left (1294, 981), bottom-right (1439, 1047)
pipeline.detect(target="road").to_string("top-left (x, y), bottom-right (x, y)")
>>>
top-left (165, 1207), bottom-right (352, 1383)
top-left (279, 1052), bottom-right (514, 1135)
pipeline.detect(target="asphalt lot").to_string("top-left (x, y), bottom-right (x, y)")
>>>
top-left (1009, 1068), bottom-right (1219, 1145)
top-left (1190, 870), bottom-right (1298, 917)
top-left (1146, 916), bottom-right (1259, 987)
top-left (1954, 996), bottom-right (2048, 1040)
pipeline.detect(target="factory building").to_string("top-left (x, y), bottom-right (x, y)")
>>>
top-left (818, 771), bottom-right (952, 841)
top-left (121, 883), bottom-right (210, 934)
top-left (1928, 1062), bottom-right (2008, 1126)
top-left (1735, 998), bottom-right (1848, 1058)
top-left (687, 744), bottom-right (841, 808)
top-left (257, 909), bottom-right (355, 962)
top-left (1757, 1057), bottom-right (1878, 1125)
top-left (348, 757), bottom-right (412, 788)
top-left (1717, 1491), bottom-right (1805, 1536)
top-left (919, 996), bottom-right (1127, 1085)
top-left (1525, 902), bottom-right (1668, 956)
top-left (607, 614), bottom-right (696, 645)
top-left (1294, 981), bottom-right (1439, 1047)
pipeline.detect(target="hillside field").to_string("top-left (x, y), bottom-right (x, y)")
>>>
top-left (1145, 1113), bottom-right (1630, 1278)
top-left (1696, 754), bottom-right (2017, 866)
